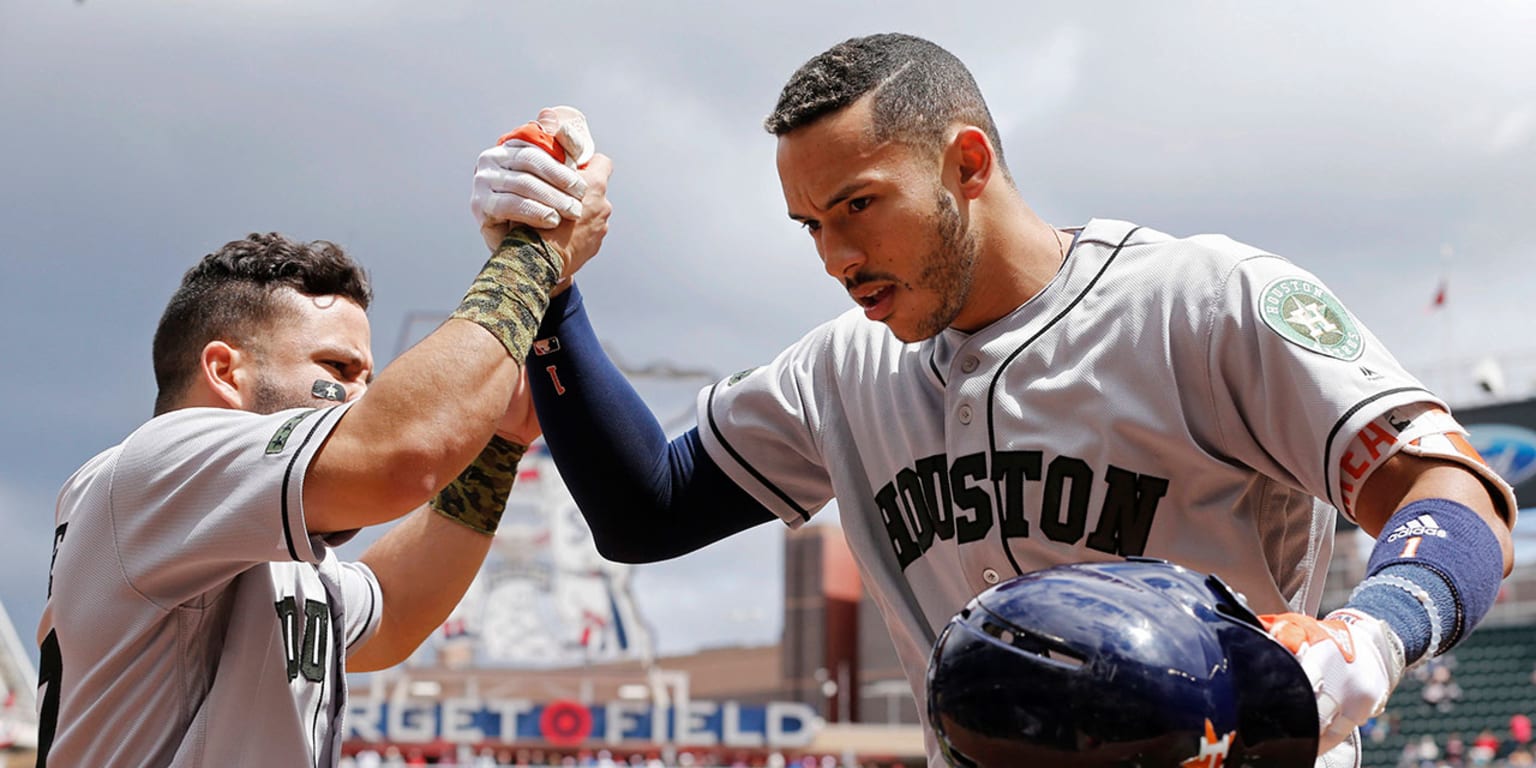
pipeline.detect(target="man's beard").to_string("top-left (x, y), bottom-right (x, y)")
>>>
top-left (250, 372), bottom-right (317, 414)
top-left (910, 186), bottom-right (979, 340)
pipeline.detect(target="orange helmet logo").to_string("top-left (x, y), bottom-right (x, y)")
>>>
top-left (1181, 719), bottom-right (1235, 768)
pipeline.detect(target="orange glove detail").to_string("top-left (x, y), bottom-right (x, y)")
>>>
top-left (1263, 612), bottom-right (1357, 663)
top-left (498, 122), bottom-right (567, 165)
top-left (1260, 610), bottom-right (1405, 756)
top-left (472, 107), bottom-right (595, 241)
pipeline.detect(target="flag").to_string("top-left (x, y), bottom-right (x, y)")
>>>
top-left (441, 617), bottom-right (469, 639)
top-left (1429, 278), bottom-right (1447, 311)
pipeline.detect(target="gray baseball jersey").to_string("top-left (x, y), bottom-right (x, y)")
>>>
top-left (38, 404), bottom-right (383, 767)
top-left (696, 218), bottom-right (1441, 764)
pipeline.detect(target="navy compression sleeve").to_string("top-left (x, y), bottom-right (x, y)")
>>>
top-left (526, 284), bottom-right (775, 562)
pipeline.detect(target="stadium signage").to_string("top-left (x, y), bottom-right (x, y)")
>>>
top-left (347, 698), bottom-right (821, 748)
top-left (1458, 397), bottom-right (1536, 509)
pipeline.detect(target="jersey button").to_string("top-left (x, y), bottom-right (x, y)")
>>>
top-left (958, 404), bottom-right (973, 424)
top-left (961, 356), bottom-right (979, 374)
top-left (982, 568), bottom-right (1000, 585)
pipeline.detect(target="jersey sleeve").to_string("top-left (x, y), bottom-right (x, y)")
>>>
top-left (336, 558), bottom-right (385, 655)
top-left (108, 403), bottom-right (357, 607)
top-left (1200, 253), bottom-right (1441, 512)
top-left (695, 323), bottom-right (837, 528)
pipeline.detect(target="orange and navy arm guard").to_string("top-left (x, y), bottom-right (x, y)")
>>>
top-left (1335, 404), bottom-right (1519, 525)
top-left (1328, 405), bottom-right (1514, 663)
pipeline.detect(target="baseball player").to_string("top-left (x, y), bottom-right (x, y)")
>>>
top-left (473, 34), bottom-right (1516, 767)
top-left (37, 144), bottom-right (611, 767)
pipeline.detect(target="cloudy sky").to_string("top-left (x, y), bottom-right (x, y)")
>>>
top-left (3, 1), bottom-right (1534, 669)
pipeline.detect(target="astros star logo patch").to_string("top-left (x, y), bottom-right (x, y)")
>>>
top-left (1259, 277), bottom-right (1364, 361)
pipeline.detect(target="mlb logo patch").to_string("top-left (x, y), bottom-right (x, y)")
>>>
top-left (533, 337), bottom-right (562, 356)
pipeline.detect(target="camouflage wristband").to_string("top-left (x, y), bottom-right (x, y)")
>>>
top-left (430, 435), bottom-right (527, 535)
top-left (452, 227), bottom-right (564, 361)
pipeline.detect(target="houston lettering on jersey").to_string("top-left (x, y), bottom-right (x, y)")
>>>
top-left (873, 450), bottom-right (1171, 568)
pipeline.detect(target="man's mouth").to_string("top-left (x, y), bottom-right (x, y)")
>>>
top-left (851, 284), bottom-right (895, 321)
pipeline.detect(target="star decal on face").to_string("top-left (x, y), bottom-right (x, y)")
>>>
top-left (312, 380), bottom-right (346, 402)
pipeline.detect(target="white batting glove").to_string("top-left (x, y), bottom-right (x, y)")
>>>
top-left (470, 105), bottom-right (596, 250)
top-left (539, 104), bottom-right (596, 168)
top-left (1314, 731), bottom-right (1361, 768)
top-left (1261, 609), bottom-right (1406, 755)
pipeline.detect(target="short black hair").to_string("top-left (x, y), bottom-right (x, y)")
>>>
top-left (151, 232), bottom-right (372, 414)
top-left (764, 33), bottom-right (1008, 176)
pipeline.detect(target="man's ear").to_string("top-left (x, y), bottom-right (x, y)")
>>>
top-left (952, 126), bottom-right (995, 201)
top-left (200, 340), bottom-right (250, 409)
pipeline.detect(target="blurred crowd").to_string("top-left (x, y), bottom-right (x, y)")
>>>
top-left (1391, 714), bottom-right (1533, 768)
top-left (1359, 653), bottom-right (1536, 768)
top-left (341, 748), bottom-right (915, 768)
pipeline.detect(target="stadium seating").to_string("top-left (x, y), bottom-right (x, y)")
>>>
top-left (1361, 623), bottom-right (1536, 767)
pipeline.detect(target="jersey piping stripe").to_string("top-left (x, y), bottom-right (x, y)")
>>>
top-left (706, 380), bottom-right (813, 522)
top-left (927, 353), bottom-right (947, 386)
top-left (347, 571), bottom-right (378, 650)
top-left (280, 407), bottom-right (341, 562)
top-left (310, 650), bottom-right (328, 768)
top-left (985, 225), bottom-right (1143, 577)
top-left (1320, 386), bottom-right (1435, 509)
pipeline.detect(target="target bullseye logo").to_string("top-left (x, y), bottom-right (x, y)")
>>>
top-left (539, 700), bottom-right (593, 746)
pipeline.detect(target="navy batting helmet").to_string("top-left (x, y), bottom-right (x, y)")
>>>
top-left (926, 558), bottom-right (1319, 767)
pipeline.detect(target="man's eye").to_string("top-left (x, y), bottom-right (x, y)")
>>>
top-left (799, 220), bottom-right (821, 233)
top-left (849, 197), bottom-right (872, 213)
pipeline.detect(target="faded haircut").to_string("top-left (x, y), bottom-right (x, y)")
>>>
top-left (151, 232), bottom-right (372, 414)
top-left (764, 33), bottom-right (1010, 179)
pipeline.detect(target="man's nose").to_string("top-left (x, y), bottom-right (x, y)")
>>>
top-left (820, 228), bottom-right (865, 280)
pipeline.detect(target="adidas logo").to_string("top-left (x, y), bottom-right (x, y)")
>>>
top-left (1385, 514), bottom-right (1448, 542)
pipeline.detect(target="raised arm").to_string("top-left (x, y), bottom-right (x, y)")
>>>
top-left (347, 365), bottom-right (542, 671)
top-left (304, 155), bottom-right (613, 534)
top-left (527, 286), bottom-right (776, 562)
top-left (465, 108), bottom-right (775, 562)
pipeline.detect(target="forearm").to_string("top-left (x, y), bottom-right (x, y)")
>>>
top-left (349, 434), bottom-right (524, 670)
top-left (348, 508), bottom-right (493, 671)
top-left (1357, 456), bottom-right (1514, 572)
top-left (530, 286), bottom-right (774, 561)
top-left (307, 231), bottom-right (560, 531)
top-left (1349, 455), bottom-right (1513, 664)
top-left (317, 321), bottom-right (518, 512)
top-left (530, 285), bottom-right (671, 491)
